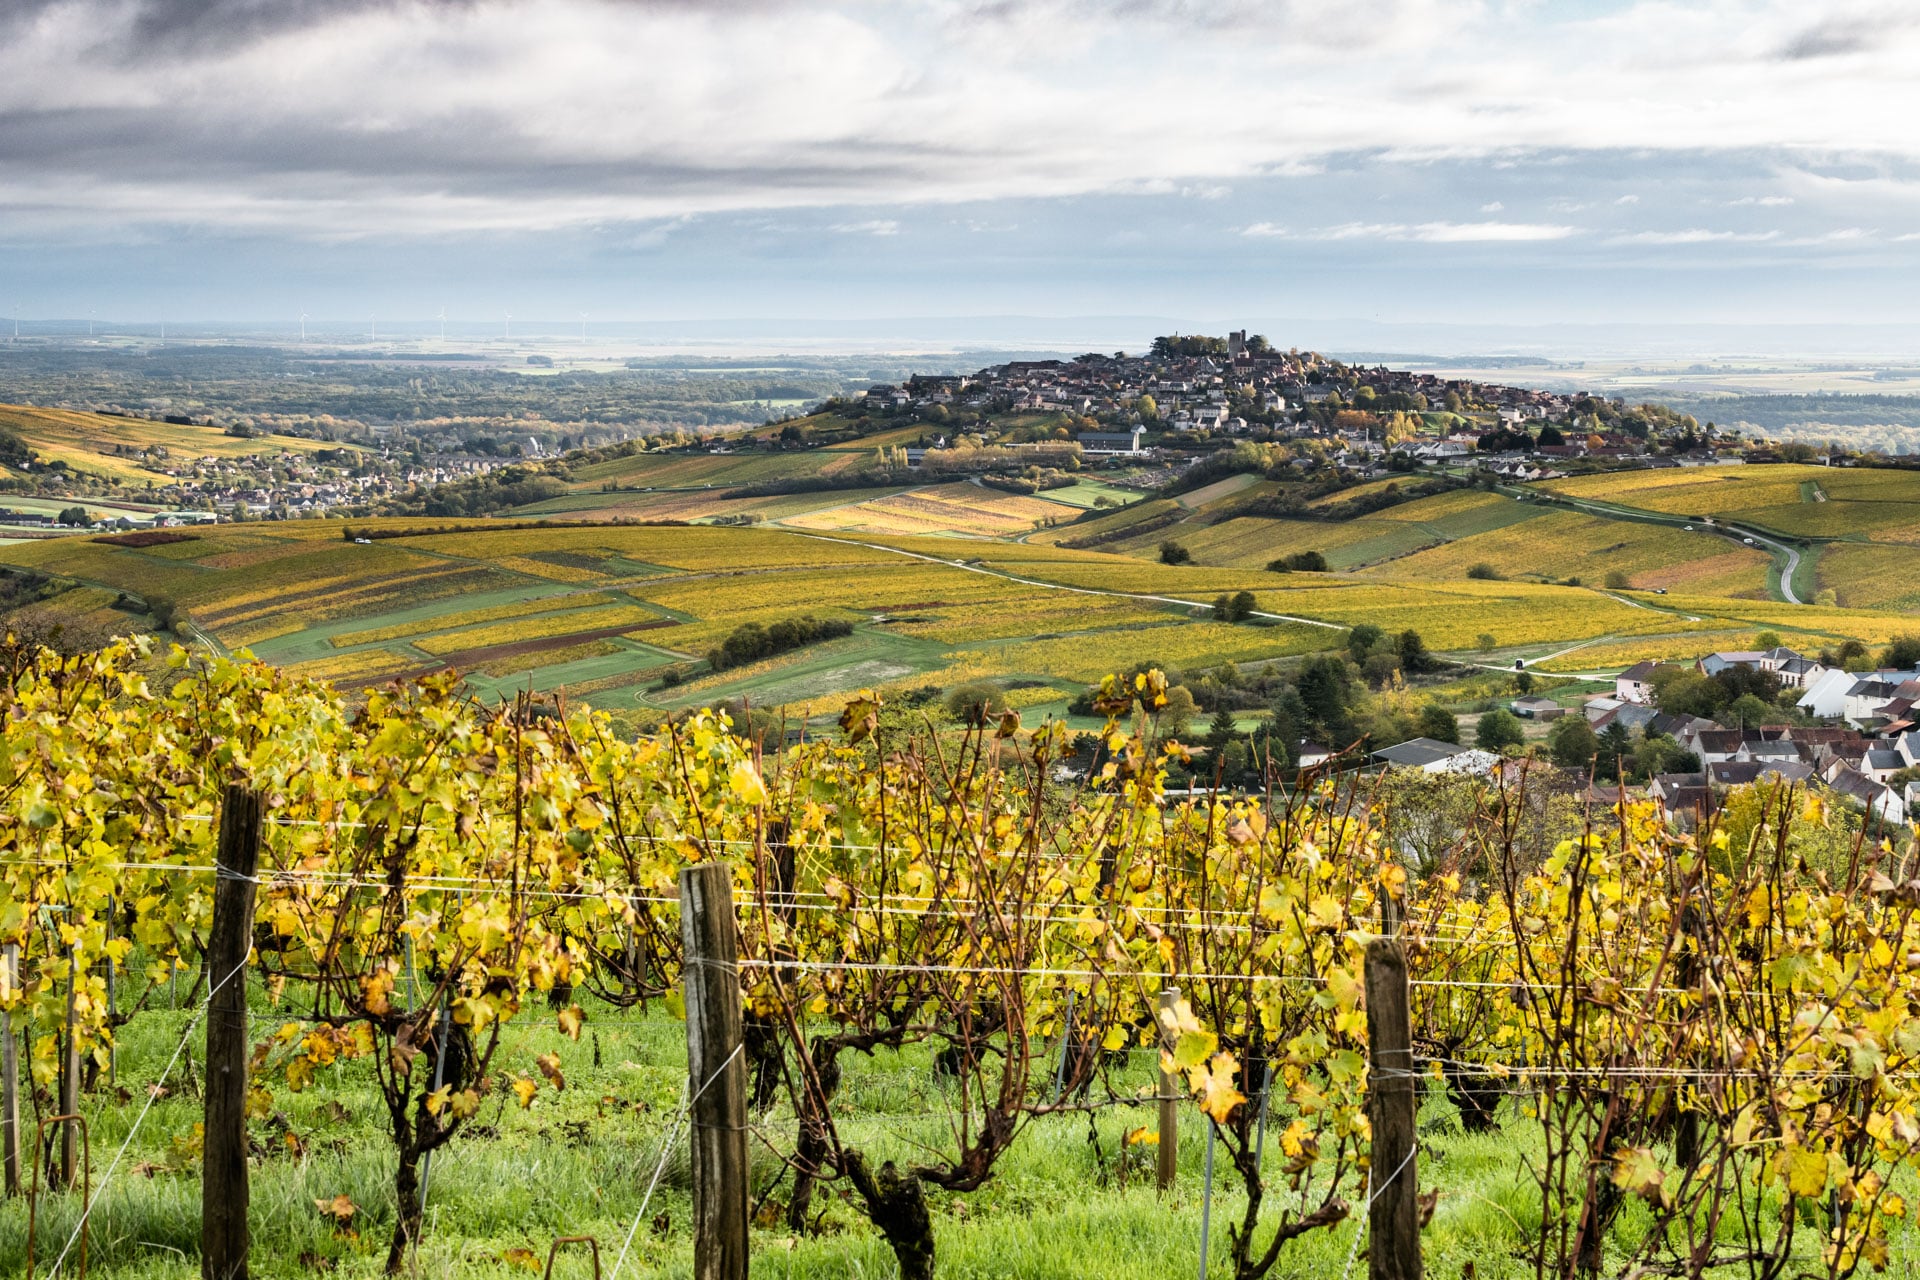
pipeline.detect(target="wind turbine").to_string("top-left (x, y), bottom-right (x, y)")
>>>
top-left (503, 311), bottom-right (511, 341)
top-left (300, 312), bottom-right (308, 342)
top-left (87, 308), bottom-right (95, 337)
top-left (579, 312), bottom-right (588, 343)
top-left (437, 306), bottom-right (447, 342)
top-left (370, 315), bottom-right (376, 342)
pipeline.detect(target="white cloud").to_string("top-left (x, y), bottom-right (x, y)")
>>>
top-left (1614, 194), bottom-right (1641, 205)
top-left (1310, 221), bottom-right (1577, 242)
top-left (1240, 221), bottom-right (1288, 237)
top-left (1609, 229), bottom-right (1780, 244)
top-left (1479, 200), bottom-right (1504, 212)
top-left (1780, 226), bottom-right (1874, 244)
top-left (830, 219), bottom-right (901, 236)
top-left (1728, 195), bottom-right (1795, 206)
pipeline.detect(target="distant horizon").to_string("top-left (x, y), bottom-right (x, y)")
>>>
top-left (9, 315), bottom-right (1920, 365)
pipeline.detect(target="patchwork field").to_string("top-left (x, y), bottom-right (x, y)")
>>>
top-left (1086, 488), bottom-right (1544, 572)
top-left (782, 482), bottom-right (1081, 538)
top-left (7, 439), bottom-right (1919, 719)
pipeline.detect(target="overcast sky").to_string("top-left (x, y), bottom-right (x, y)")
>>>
top-left (4, 0), bottom-right (1920, 338)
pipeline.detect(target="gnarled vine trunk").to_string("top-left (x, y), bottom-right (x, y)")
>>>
top-left (844, 1150), bottom-right (937, 1280)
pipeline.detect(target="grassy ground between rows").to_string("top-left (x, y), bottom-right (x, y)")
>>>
top-left (6, 982), bottom-right (1915, 1279)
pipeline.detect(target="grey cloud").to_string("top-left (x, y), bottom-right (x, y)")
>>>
top-left (6, 0), bottom-right (778, 58)
top-left (0, 0), bottom-right (437, 51)
top-left (0, 100), bottom-right (985, 214)
top-left (1776, 9), bottom-right (1918, 60)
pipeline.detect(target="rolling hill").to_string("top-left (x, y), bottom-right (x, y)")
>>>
top-left (0, 403), bottom-right (349, 486)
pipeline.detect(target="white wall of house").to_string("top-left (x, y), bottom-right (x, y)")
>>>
top-left (1797, 668), bottom-right (1856, 719)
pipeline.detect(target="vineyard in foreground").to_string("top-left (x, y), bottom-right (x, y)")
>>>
top-left (2, 641), bottom-right (1920, 1279)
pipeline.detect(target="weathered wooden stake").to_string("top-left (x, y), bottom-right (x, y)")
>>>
top-left (1198, 1119), bottom-right (1216, 1279)
top-left (105, 901), bottom-right (117, 1088)
top-left (2, 942), bottom-right (18, 1196)
top-left (1365, 937), bottom-right (1422, 1280)
top-left (1254, 1055), bottom-right (1273, 1179)
top-left (59, 944), bottom-right (78, 1188)
top-left (1052, 990), bottom-right (1077, 1101)
top-left (203, 785), bottom-right (262, 1280)
top-left (1156, 987), bottom-right (1179, 1192)
top-left (680, 862), bottom-right (747, 1280)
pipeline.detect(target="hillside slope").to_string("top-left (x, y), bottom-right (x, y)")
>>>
top-left (0, 403), bottom-right (346, 486)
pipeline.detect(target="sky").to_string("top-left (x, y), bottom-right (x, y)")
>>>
top-left (4, 0), bottom-right (1920, 345)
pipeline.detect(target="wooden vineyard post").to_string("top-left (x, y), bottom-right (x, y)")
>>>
top-left (59, 942), bottom-right (78, 1189)
top-left (1156, 987), bottom-right (1179, 1192)
top-left (2, 942), bottom-right (18, 1196)
top-left (203, 785), bottom-right (262, 1280)
top-left (1365, 937), bottom-right (1422, 1280)
top-left (680, 862), bottom-right (747, 1280)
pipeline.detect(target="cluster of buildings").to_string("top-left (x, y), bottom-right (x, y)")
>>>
top-left (1366, 645), bottom-right (1919, 824)
top-left (874, 341), bottom-right (1579, 432)
top-left (861, 340), bottom-right (1742, 477)
top-left (5, 447), bottom-right (512, 532)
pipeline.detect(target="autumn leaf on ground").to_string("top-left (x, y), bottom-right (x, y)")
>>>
top-left (500, 1247), bottom-right (541, 1271)
top-left (315, 1194), bottom-right (358, 1229)
top-left (512, 1076), bottom-right (539, 1108)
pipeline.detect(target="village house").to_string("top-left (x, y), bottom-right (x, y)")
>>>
top-left (1616, 660), bottom-right (1680, 705)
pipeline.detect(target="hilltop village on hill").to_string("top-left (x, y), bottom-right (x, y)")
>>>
top-left (2, 331), bottom-right (1873, 533)
top-left (850, 330), bottom-right (1755, 475)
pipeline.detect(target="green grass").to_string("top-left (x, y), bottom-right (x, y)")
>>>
top-left (9, 978), bottom-right (1895, 1280)
top-left (1029, 480), bottom-right (1148, 511)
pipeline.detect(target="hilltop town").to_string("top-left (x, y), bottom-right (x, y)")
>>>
top-left (855, 331), bottom-right (1762, 477)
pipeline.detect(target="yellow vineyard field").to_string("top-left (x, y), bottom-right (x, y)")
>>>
top-left (1364, 511), bottom-right (1770, 596)
top-left (330, 592), bottom-right (614, 649)
top-left (957, 619), bottom-right (1330, 682)
top-left (784, 483), bottom-right (1071, 538)
top-left (282, 648), bottom-right (419, 684)
top-left (1817, 544), bottom-right (1920, 612)
top-left (413, 603), bottom-right (665, 656)
top-left (1537, 465), bottom-right (1822, 513)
